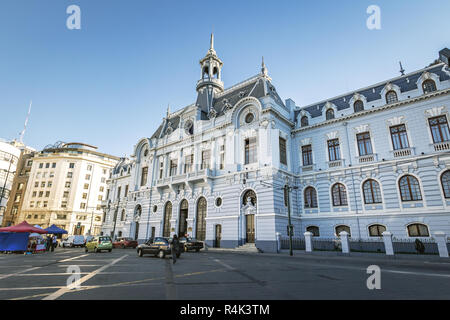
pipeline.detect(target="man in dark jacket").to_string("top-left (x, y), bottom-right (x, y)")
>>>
top-left (171, 234), bottom-right (179, 264)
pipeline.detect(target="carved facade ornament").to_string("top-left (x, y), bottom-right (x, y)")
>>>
top-left (387, 116), bottom-right (405, 126)
top-left (301, 138), bottom-right (312, 146)
top-left (184, 119), bottom-right (194, 135)
top-left (207, 108), bottom-right (217, 119)
top-left (166, 122), bottom-right (173, 135)
top-left (354, 124), bottom-right (369, 133)
top-left (326, 131), bottom-right (339, 140)
top-left (425, 106), bottom-right (445, 117)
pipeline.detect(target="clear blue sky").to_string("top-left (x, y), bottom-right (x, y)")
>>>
top-left (1, 0), bottom-right (449, 157)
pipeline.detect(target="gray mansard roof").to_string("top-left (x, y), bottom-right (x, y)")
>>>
top-left (151, 75), bottom-right (284, 139)
top-left (298, 64), bottom-right (450, 119)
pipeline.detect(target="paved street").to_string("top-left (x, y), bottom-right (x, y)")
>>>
top-left (0, 248), bottom-right (449, 300)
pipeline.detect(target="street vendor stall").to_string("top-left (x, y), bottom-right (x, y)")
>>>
top-left (0, 221), bottom-right (48, 253)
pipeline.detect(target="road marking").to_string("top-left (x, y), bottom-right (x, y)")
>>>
top-left (42, 254), bottom-right (128, 300)
top-left (0, 267), bottom-right (41, 281)
top-left (6, 273), bottom-right (90, 276)
top-left (58, 254), bottom-right (89, 262)
top-left (212, 258), bottom-right (236, 270)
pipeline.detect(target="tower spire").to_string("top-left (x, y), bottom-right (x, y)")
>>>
top-left (399, 61), bottom-right (405, 76)
top-left (166, 103), bottom-right (170, 118)
top-left (210, 33), bottom-right (214, 50)
top-left (261, 56), bottom-right (268, 76)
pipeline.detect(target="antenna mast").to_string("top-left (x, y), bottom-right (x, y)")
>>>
top-left (19, 100), bottom-right (32, 143)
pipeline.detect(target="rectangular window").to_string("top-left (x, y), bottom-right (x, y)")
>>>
top-left (390, 124), bottom-right (410, 150)
top-left (38, 191), bottom-right (43, 197)
top-left (327, 139), bottom-right (341, 161)
top-left (63, 191), bottom-right (69, 198)
top-left (35, 182), bottom-right (39, 188)
top-left (39, 163), bottom-right (43, 169)
top-left (30, 201), bottom-right (34, 208)
top-left (52, 163), bottom-right (56, 168)
top-left (47, 181), bottom-right (52, 187)
top-left (41, 182), bottom-right (45, 187)
top-left (43, 201), bottom-right (48, 208)
top-left (80, 203), bottom-right (86, 209)
top-left (85, 174), bottom-right (91, 180)
top-left (101, 177), bottom-right (106, 183)
top-left (201, 150), bottom-right (211, 169)
top-left (170, 160), bottom-right (178, 176)
top-left (32, 191), bottom-right (37, 197)
top-left (302, 145), bottom-right (313, 166)
top-left (279, 137), bottom-right (287, 165)
top-left (36, 201), bottom-right (41, 208)
top-left (61, 201), bottom-right (67, 208)
top-left (117, 186), bottom-right (121, 199)
top-left (82, 193), bottom-right (87, 199)
top-left (67, 172), bottom-right (73, 178)
top-left (184, 154), bottom-right (193, 173)
top-left (45, 191), bottom-right (50, 197)
top-left (159, 160), bottom-right (164, 179)
top-left (69, 163), bottom-right (75, 169)
top-left (27, 160), bottom-right (33, 167)
top-left (45, 163), bottom-right (50, 169)
top-left (244, 138), bottom-right (257, 165)
top-left (49, 172), bottom-right (54, 178)
top-left (99, 186), bottom-right (104, 192)
top-left (98, 195), bottom-right (103, 201)
top-left (429, 116), bottom-right (450, 143)
top-left (124, 185), bottom-right (129, 196)
top-left (84, 183), bottom-right (89, 190)
top-left (65, 181), bottom-right (71, 188)
top-left (357, 132), bottom-right (373, 156)
top-left (141, 167), bottom-right (148, 186)
top-left (87, 165), bottom-right (93, 171)
top-left (219, 144), bottom-right (225, 170)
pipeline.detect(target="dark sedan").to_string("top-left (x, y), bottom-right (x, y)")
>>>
top-left (179, 237), bottom-right (204, 252)
top-left (137, 237), bottom-right (181, 259)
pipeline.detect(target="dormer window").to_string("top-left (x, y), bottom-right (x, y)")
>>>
top-left (354, 100), bottom-right (364, 113)
top-left (326, 109), bottom-right (335, 120)
top-left (422, 79), bottom-right (437, 94)
top-left (385, 91), bottom-right (398, 104)
top-left (301, 116), bottom-right (309, 127)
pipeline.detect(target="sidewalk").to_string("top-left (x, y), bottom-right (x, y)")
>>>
top-left (203, 246), bottom-right (450, 265)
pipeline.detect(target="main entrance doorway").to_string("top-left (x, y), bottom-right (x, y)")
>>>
top-left (246, 214), bottom-right (255, 243)
top-left (214, 224), bottom-right (222, 248)
top-left (178, 200), bottom-right (188, 237)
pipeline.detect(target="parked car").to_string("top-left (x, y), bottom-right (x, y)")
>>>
top-left (60, 235), bottom-right (85, 248)
top-left (85, 236), bottom-right (113, 253)
top-left (137, 237), bottom-right (180, 259)
top-left (85, 235), bottom-right (95, 244)
top-left (113, 237), bottom-right (138, 249)
top-left (179, 237), bottom-right (204, 252)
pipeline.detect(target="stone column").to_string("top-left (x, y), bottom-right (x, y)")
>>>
top-left (382, 231), bottom-right (394, 256)
top-left (304, 231), bottom-right (313, 252)
top-left (339, 231), bottom-right (350, 254)
top-left (434, 232), bottom-right (449, 258)
top-left (276, 232), bottom-right (281, 253)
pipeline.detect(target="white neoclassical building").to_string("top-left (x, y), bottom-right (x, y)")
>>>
top-left (101, 38), bottom-right (450, 253)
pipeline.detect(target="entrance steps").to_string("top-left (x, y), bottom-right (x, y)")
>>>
top-left (234, 243), bottom-right (260, 253)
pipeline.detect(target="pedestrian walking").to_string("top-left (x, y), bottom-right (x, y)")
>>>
top-left (51, 235), bottom-right (57, 252)
top-left (171, 234), bottom-right (179, 264)
top-left (46, 235), bottom-right (51, 251)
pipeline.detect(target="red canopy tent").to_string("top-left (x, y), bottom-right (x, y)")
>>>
top-left (0, 221), bottom-right (48, 234)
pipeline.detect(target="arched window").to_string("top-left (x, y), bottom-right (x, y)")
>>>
top-left (304, 187), bottom-right (318, 208)
top-left (163, 202), bottom-right (172, 237)
top-left (326, 109), bottom-right (335, 120)
top-left (441, 170), bottom-right (450, 198)
top-left (242, 190), bottom-right (257, 206)
top-left (368, 224), bottom-right (386, 237)
top-left (335, 225), bottom-right (351, 237)
top-left (385, 91), bottom-right (398, 104)
top-left (399, 175), bottom-right (422, 201)
top-left (362, 179), bottom-right (382, 204)
top-left (353, 100), bottom-right (364, 113)
top-left (196, 197), bottom-right (207, 241)
top-left (306, 226), bottom-right (320, 237)
top-left (120, 209), bottom-right (125, 221)
top-left (422, 79), bottom-right (437, 94)
top-left (301, 116), bottom-right (309, 127)
top-left (332, 183), bottom-right (348, 206)
top-left (407, 224), bottom-right (429, 237)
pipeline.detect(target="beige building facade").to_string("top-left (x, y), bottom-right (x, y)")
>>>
top-left (18, 142), bottom-right (119, 236)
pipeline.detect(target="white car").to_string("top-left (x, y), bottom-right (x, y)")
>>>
top-left (60, 235), bottom-right (85, 248)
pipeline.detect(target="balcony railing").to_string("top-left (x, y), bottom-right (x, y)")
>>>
top-left (301, 165), bottom-right (314, 172)
top-left (392, 147), bottom-right (414, 158)
top-left (328, 159), bottom-right (343, 168)
top-left (357, 154), bottom-right (377, 164)
top-left (433, 141), bottom-right (450, 152)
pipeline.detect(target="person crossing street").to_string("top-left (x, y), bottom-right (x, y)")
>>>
top-left (171, 234), bottom-right (180, 264)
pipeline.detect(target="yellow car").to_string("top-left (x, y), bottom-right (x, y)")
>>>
top-left (85, 236), bottom-right (113, 253)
